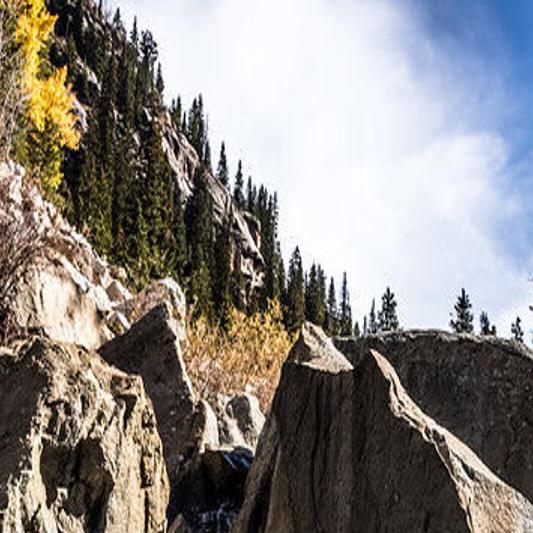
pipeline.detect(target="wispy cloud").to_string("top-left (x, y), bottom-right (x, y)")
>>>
top-left (115, 0), bottom-right (533, 336)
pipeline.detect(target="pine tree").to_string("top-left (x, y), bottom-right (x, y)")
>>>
top-left (479, 311), bottom-right (496, 336)
top-left (450, 288), bottom-right (474, 333)
top-left (113, 8), bottom-right (123, 31)
top-left (187, 95), bottom-right (207, 157)
top-left (112, 43), bottom-right (136, 263)
top-left (259, 193), bottom-right (282, 309)
top-left (212, 212), bottom-right (233, 327)
top-left (140, 109), bottom-right (175, 277)
top-left (233, 160), bottom-right (245, 209)
top-left (170, 96), bottom-right (183, 130)
top-left (368, 299), bottom-right (378, 334)
top-left (305, 264), bottom-right (326, 327)
top-left (231, 250), bottom-right (246, 312)
top-left (190, 260), bottom-right (213, 320)
top-left (140, 30), bottom-right (158, 77)
top-left (216, 142), bottom-right (229, 186)
top-left (246, 176), bottom-right (256, 212)
top-left (172, 187), bottom-right (187, 279)
top-left (339, 272), bottom-right (353, 336)
top-left (130, 16), bottom-right (139, 54)
top-left (185, 166), bottom-right (214, 309)
top-left (155, 63), bottom-right (164, 96)
top-left (511, 317), bottom-right (524, 343)
top-left (378, 287), bottom-right (399, 332)
top-left (203, 139), bottom-right (212, 172)
top-left (325, 277), bottom-right (339, 336)
top-left (285, 247), bottom-right (305, 333)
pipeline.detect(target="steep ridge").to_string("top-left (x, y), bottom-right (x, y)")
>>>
top-left (336, 331), bottom-right (533, 503)
top-left (234, 324), bottom-right (533, 532)
top-left (48, 0), bottom-right (264, 295)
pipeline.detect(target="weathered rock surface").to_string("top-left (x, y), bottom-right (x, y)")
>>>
top-left (234, 324), bottom-right (533, 533)
top-left (99, 303), bottom-right (200, 496)
top-left (217, 393), bottom-right (265, 451)
top-left (2, 163), bottom-right (190, 350)
top-left (0, 337), bottom-right (169, 532)
top-left (99, 302), bottom-right (261, 531)
top-left (336, 330), bottom-right (533, 503)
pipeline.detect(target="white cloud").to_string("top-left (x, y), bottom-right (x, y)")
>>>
top-left (114, 0), bottom-right (533, 336)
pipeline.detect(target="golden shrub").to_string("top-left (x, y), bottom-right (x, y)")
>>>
top-left (185, 300), bottom-right (294, 409)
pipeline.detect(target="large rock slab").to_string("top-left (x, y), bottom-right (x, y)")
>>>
top-left (336, 330), bottom-right (533, 503)
top-left (234, 324), bottom-right (533, 533)
top-left (99, 304), bottom-right (199, 480)
top-left (12, 255), bottom-right (113, 349)
top-left (0, 337), bottom-right (169, 532)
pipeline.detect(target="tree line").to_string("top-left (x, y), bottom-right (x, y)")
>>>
top-left (450, 288), bottom-right (525, 342)
top-left (44, 0), bottom-right (350, 332)
top-left (42, 1), bottom-right (528, 343)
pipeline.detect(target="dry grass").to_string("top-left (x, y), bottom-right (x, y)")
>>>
top-left (184, 300), bottom-right (294, 410)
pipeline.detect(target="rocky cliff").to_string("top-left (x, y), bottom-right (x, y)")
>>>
top-left (336, 330), bottom-right (533, 503)
top-left (48, 0), bottom-right (264, 296)
top-left (234, 325), bottom-right (533, 532)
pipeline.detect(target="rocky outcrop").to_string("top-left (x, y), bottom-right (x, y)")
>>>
top-left (99, 304), bottom-right (199, 495)
top-left (336, 330), bottom-right (533, 503)
top-left (99, 303), bottom-right (261, 531)
top-left (2, 163), bottom-right (188, 350)
top-left (161, 125), bottom-right (264, 295)
top-left (217, 393), bottom-right (265, 451)
top-left (0, 337), bottom-right (169, 532)
top-left (234, 324), bottom-right (533, 533)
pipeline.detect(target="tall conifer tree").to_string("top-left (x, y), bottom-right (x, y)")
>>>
top-left (339, 272), bottom-right (353, 336)
top-left (325, 277), bottom-right (339, 336)
top-left (480, 311), bottom-right (496, 336)
top-left (450, 288), bottom-right (474, 333)
top-left (511, 317), bottom-right (524, 343)
top-left (233, 160), bottom-right (245, 209)
top-left (217, 142), bottom-right (229, 186)
top-left (285, 247), bottom-right (305, 333)
top-left (378, 287), bottom-right (399, 332)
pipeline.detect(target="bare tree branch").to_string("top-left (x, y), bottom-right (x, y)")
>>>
top-left (0, 169), bottom-right (46, 344)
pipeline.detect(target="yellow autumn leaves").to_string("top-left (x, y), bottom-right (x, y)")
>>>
top-left (185, 300), bottom-right (293, 409)
top-left (14, 0), bottom-right (79, 190)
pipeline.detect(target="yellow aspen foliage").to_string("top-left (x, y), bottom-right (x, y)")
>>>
top-left (185, 301), bottom-right (294, 409)
top-left (14, 0), bottom-right (79, 191)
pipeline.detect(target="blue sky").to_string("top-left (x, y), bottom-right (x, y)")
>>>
top-left (111, 0), bottom-right (533, 336)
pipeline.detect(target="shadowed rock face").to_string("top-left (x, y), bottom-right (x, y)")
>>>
top-left (335, 331), bottom-right (533, 503)
top-left (233, 324), bottom-right (533, 533)
top-left (0, 338), bottom-right (169, 532)
top-left (99, 305), bottom-right (202, 504)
